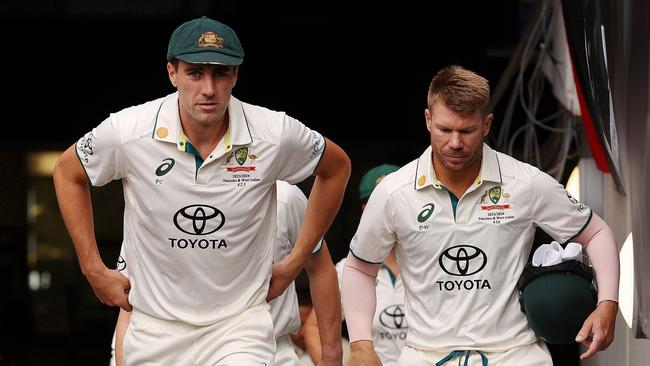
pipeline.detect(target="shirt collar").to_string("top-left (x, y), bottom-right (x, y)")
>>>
top-left (414, 143), bottom-right (502, 191)
top-left (414, 145), bottom-right (437, 190)
top-left (151, 93), bottom-right (253, 151)
top-left (478, 143), bottom-right (503, 184)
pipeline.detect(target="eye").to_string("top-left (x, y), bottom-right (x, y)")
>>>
top-left (188, 70), bottom-right (202, 78)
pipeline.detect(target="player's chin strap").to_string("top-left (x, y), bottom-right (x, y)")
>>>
top-left (436, 350), bottom-right (488, 366)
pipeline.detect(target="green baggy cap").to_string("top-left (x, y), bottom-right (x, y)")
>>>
top-left (167, 16), bottom-right (244, 65)
top-left (518, 260), bottom-right (597, 344)
top-left (359, 164), bottom-right (399, 200)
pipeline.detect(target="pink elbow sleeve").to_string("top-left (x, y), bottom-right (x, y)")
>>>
top-left (573, 213), bottom-right (620, 303)
top-left (341, 251), bottom-right (381, 343)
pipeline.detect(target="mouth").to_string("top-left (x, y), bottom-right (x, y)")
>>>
top-left (197, 102), bottom-right (218, 112)
top-left (444, 154), bottom-right (466, 160)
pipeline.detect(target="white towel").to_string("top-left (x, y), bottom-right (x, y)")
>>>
top-left (532, 241), bottom-right (583, 267)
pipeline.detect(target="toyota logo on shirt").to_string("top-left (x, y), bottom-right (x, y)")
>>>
top-left (173, 204), bottom-right (225, 235)
top-left (439, 245), bottom-right (487, 276)
top-left (379, 304), bottom-right (407, 329)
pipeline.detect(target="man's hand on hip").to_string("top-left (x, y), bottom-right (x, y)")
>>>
top-left (86, 266), bottom-right (132, 311)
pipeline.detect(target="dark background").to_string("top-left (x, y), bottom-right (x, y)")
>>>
top-left (0, 1), bottom-right (581, 365)
top-left (3, 2), bottom-right (518, 149)
top-left (2, 0), bottom-right (522, 262)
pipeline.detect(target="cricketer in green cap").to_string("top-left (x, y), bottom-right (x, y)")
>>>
top-left (167, 16), bottom-right (244, 65)
top-left (359, 164), bottom-right (400, 202)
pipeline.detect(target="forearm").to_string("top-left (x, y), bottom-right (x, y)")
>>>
top-left (342, 252), bottom-right (379, 343)
top-left (306, 250), bottom-right (342, 361)
top-left (303, 309), bottom-right (323, 363)
top-left (285, 139), bottom-right (350, 275)
top-left (53, 146), bottom-right (104, 276)
top-left (573, 213), bottom-right (620, 303)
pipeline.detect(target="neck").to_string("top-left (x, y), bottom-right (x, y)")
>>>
top-left (433, 157), bottom-right (481, 198)
top-left (180, 113), bottom-right (229, 160)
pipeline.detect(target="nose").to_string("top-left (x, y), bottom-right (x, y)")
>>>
top-left (201, 75), bottom-right (216, 97)
top-left (449, 131), bottom-right (463, 149)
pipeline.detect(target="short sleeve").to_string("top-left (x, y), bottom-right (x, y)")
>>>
top-left (276, 115), bottom-right (325, 185)
top-left (349, 180), bottom-right (397, 263)
top-left (75, 115), bottom-right (127, 187)
top-left (530, 170), bottom-right (592, 243)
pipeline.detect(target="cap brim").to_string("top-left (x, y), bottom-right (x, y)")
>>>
top-left (175, 52), bottom-right (243, 66)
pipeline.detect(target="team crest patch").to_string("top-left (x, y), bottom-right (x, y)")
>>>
top-left (226, 147), bottom-right (257, 172)
top-left (235, 147), bottom-right (248, 165)
top-left (488, 186), bottom-right (501, 204)
top-left (480, 186), bottom-right (510, 210)
top-left (197, 32), bottom-right (224, 49)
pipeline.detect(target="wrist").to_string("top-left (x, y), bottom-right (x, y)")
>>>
top-left (320, 342), bottom-right (343, 362)
top-left (81, 258), bottom-right (107, 279)
top-left (597, 299), bottom-right (619, 309)
top-left (283, 250), bottom-right (310, 275)
top-left (350, 339), bottom-right (374, 351)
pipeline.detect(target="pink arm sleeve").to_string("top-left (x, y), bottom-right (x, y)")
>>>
top-left (341, 251), bottom-right (381, 343)
top-left (573, 213), bottom-right (620, 303)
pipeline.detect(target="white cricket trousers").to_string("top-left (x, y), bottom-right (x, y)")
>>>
top-left (273, 335), bottom-right (300, 366)
top-left (123, 304), bottom-right (275, 365)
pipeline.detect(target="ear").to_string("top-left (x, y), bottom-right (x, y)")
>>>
top-left (425, 108), bottom-right (432, 132)
top-left (167, 62), bottom-right (177, 87)
top-left (232, 66), bottom-right (239, 88)
top-left (483, 113), bottom-right (493, 137)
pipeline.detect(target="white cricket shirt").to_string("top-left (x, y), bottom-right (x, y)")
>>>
top-left (78, 93), bottom-right (325, 326)
top-left (350, 144), bottom-right (591, 352)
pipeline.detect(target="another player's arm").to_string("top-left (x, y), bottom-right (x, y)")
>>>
top-left (304, 241), bottom-right (343, 366)
top-left (303, 307), bottom-right (322, 363)
top-left (267, 138), bottom-right (350, 300)
top-left (53, 145), bottom-right (131, 310)
top-left (341, 252), bottom-right (382, 366)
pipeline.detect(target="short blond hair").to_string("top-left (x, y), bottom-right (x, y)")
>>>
top-left (427, 65), bottom-right (490, 116)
